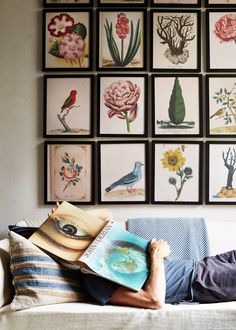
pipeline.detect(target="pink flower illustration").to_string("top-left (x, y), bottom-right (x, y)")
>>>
top-left (48, 13), bottom-right (74, 37)
top-left (214, 14), bottom-right (236, 43)
top-left (115, 13), bottom-right (129, 39)
top-left (58, 33), bottom-right (85, 62)
top-left (104, 80), bottom-right (141, 133)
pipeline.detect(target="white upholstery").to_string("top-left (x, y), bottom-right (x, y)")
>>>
top-left (0, 238), bottom-right (13, 308)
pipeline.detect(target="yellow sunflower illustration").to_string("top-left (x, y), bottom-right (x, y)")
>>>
top-left (161, 148), bottom-right (185, 172)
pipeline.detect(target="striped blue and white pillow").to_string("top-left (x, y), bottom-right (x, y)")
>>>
top-left (9, 231), bottom-right (88, 311)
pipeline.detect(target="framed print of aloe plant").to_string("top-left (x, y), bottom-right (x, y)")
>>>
top-left (45, 141), bottom-right (95, 204)
top-left (151, 10), bottom-right (201, 72)
top-left (151, 0), bottom-right (201, 7)
top-left (206, 10), bottom-right (236, 71)
top-left (152, 141), bottom-right (202, 204)
top-left (97, 9), bottom-right (146, 71)
top-left (152, 74), bottom-right (202, 137)
top-left (97, 74), bottom-right (148, 137)
top-left (43, 9), bottom-right (92, 71)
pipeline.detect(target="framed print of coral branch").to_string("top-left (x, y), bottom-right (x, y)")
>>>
top-left (152, 74), bottom-right (202, 137)
top-left (97, 74), bottom-right (148, 137)
top-left (97, 9), bottom-right (146, 71)
top-left (152, 141), bottom-right (202, 204)
top-left (151, 0), bottom-right (201, 7)
top-left (44, 75), bottom-right (94, 138)
top-left (206, 75), bottom-right (236, 137)
top-left (98, 141), bottom-right (149, 204)
top-left (206, 10), bottom-right (236, 72)
top-left (151, 10), bottom-right (201, 72)
top-left (45, 141), bottom-right (95, 204)
top-left (43, 9), bottom-right (92, 71)
top-left (206, 1), bottom-right (236, 7)
top-left (98, 0), bottom-right (148, 6)
top-left (206, 142), bottom-right (236, 204)
top-left (43, 0), bottom-right (92, 7)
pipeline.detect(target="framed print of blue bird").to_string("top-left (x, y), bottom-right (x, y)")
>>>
top-left (98, 141), bottom-right (149, 204)
top-left (44, 75), bottom-right (94, 138)
top-left (44, 141), bottom-right (95, 204)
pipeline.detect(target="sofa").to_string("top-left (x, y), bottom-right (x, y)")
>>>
top-left (1, 214), bottom-right (236, 330)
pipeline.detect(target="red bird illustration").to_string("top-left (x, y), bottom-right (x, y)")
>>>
top-left (60, 90), bottom-right (77, 113)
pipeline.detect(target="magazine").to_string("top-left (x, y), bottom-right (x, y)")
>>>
top-left (29, 201), bottom-right (107, 262)
top-left (79, 221), bottom-right (149, 291)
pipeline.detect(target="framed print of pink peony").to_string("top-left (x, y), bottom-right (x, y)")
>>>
top-left (151, 10), bottom-right (201, 72)
top-left (44, 75), bottom-right (94, 138)
top-left (43, 0), bottom-right (92, 7)
top-left (45, 141), bottom-right (95, 204)
top-left (151, 0), bottom-right (201, 7)
top-left (97, 9), bottom-right (146, 71)
top-left (206, 0), bottom-right (236, 7)
top-left (98, 141), bottom-right (149, 204)
top-left (206, 10), bottom-right (236, 71)
top-left (43, 9), bottom-right (92, 71)
top-left (97, 74), bottom-right (148, 137)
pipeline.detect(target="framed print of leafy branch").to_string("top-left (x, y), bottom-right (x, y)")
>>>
top-left (97, 9), bottom-right (146, 71)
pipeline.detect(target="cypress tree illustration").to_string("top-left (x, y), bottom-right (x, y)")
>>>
top-left (168, 77), bottom-right (186, 126)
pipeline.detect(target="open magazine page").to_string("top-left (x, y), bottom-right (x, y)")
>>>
top-left (29, 201), bottom-right (107, 261)
top-left (79, 221), bottom-right (149, 291)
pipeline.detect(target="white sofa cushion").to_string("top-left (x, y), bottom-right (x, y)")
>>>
top-left (0, 238), bottom-right (14, 308)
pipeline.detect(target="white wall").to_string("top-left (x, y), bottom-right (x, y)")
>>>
top-left (0, 0), bottom-right (235, 255)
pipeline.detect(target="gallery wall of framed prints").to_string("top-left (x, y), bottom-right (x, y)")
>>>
top-left (41, 0), bottom-right (236, 205)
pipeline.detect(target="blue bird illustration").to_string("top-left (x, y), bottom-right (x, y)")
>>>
top-left (105, 161), bottom-right (144, 193)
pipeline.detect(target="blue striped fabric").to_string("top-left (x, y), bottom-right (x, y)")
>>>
top-left (9, 231), bottom-right (88, 311)
top-left (127, 217), bottom-right (210, 261)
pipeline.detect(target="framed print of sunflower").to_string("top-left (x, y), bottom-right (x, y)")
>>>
top-left (43, 9), bottom-right (92, 71)
top-left (152, 141), bottom-right (202, 204)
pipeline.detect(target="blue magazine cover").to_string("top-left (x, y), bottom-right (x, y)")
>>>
top-left (79, 221), bottom-right (149, 291)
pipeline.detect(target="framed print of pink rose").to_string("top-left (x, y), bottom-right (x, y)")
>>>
top-left (43, 9), bottom-right (92, 71)
top-left (207, 10), bottom-right (236, 71)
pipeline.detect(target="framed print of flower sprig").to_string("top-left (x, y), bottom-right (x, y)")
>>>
top-left (151, 10), bottom-right (201, 72)
top-left (206, 0), bottom-right (236, 7)
top-left (97, 9), bottom-right (146, 71)
top-left (152, 141), bottom-right (202, 204)
top-left (97, 74), bottom-right (148, 137)
top-left (43, 9), bottom-right (92, 71)
top-left (151, 0), bottom-right (201, 7)
top-left (45, 141), bottom-right (95, 204)
top-left (206, 10), bottom-right (236, 72)
top-left (43, 0), bottom-right (92, 7)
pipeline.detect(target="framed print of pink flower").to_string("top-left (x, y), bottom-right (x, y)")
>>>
top-left (214, 14), bottom-right (236, 43)
top-left (103, 80), bottom-right (140, 133)
top-left (59, 152), bottom-right (83, 192)
top-left (47, 12), bottom-right (88, 67)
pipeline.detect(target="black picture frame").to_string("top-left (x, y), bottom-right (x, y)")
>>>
top-left (96, 9), bottom-right (147, 71)
top-left (151, 141), bottom-right (203, 204)
top-left (42, 9), bottom-right (93, 71)
top-left (205, 0), bottom-right (236, 7)
top-left (44, 141), bottom-right (95, 204)
top-left (150, 9), bottom-right (201, 72)
top-left (206, 74), bottom-right (236, 137)
top-left (152, 74), bottom-right (203, 137)
top-left (97, 0), bottom-right (148, 7)
top-left (43, 74), bottom-right (94, 138)
top-left (151, 0), bottom-right (201, 8)
top-left (97, 74), bottom-right (148, 137)
top-left (98, 140), bottom-right (149, 204)
top-left (206, 141), bottom-right (236, 205)
top-left (43, 0), bottom-right (92, 7)
top-left (206, 9), bottom-right (236, 72)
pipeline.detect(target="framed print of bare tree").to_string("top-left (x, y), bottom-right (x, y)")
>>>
top-left (206, 142), bottom-right (236, 204)
top-left (97, 9), bottom-right (146, 71)
top-left (206, 10), bottom-right (236, 72)
top-left (152, 74), bottom-right (202, 137)
top-left (151, 10), bottom-right (201, 72)
top-left (151, 0), bottom-right (201, 7)
top-left (98, 141), bottom-right (149, 204)
top-left (152, 141), bottom-right (202, 204)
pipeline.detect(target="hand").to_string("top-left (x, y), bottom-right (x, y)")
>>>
top-left (48, 202), bottom-right (60, 217)
top-left (149, 239), bottom-right (171, 259)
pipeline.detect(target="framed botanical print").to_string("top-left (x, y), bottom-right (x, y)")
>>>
top-left (206, 10), bottom-right (236, 72)
top-left (42, 9), bottom-right (92, 71)
top-left (97, 74), bottom-right (148, 137)
top-left (97, 9), bottom-right (146, 71)
top-left (151, 0), bottom-right (201, 7)
top-left (45, 141), bottom-right (95, 204)
top-left (152, 141), bottom-right (202, 204)
top-left (44, 75), bottom-right (94, 138)
top-left (151, 10), bottom-right (201, 72)
top-left (98, 141), bottom-right (149, 204)
top-left (206, 142), bottom-right (236, 204)
top-left (98, 0), bottom-right (148, 6)
top-left (206, 0), bottom-right (236, 7)
top-left (43, 0), bottom-right (92, 7)
top-left (152, 74), bottom-right (202, 137)
top-left (206, 75), bottom-right (236, 137)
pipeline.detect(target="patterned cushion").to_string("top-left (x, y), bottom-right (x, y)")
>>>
top-left (9, 231), bottom-right (88, 311)
top-left (8, 225), bottom-right (37, 239)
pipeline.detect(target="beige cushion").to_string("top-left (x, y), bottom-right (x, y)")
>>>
top-left (0, 238), bottom-right (14, 308)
